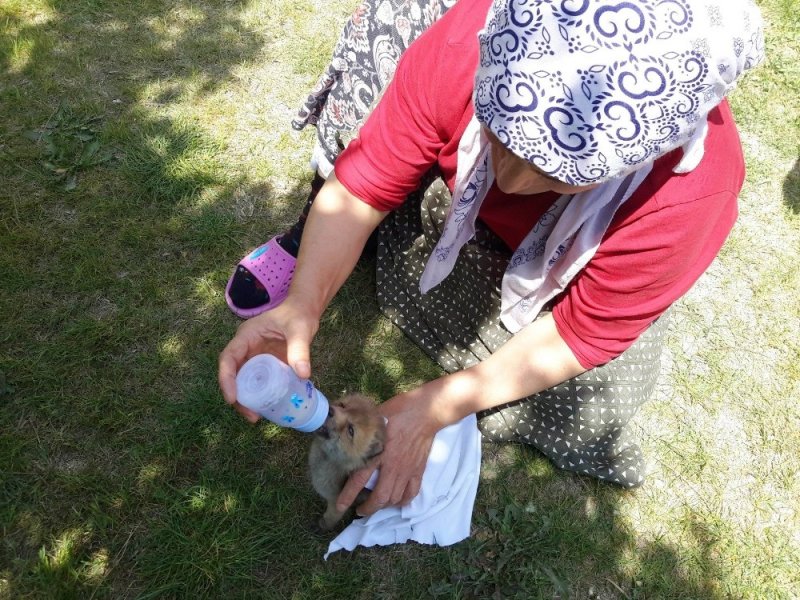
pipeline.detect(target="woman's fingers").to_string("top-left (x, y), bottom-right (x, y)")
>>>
top-left (285, 322), bottom-right (314, 379)
top-left (336, 465), bottom-right (378, 513)
top-left (218, 306), bottom-right (321, 421)
top-left (355, 472), bottom-right (395, 516)
top-left (353, 457), bottom-right (424, 516)
top-left (234, 403), bottom-right (260, 423)
top-left (218, 333), bottom-right (251, 405)
top-left (400, 475), bottom-right (422, 505)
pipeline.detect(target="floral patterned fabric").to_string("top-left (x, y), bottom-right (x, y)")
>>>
top-left (377, 176), bottom-right (668, 488)
top-left (292, 0), bottom-right (458, 167)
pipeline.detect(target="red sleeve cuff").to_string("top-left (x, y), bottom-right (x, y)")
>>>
top-left (334, 138), bottom-right (409, 211)
top-left (552, 304), bottom-right (612, 370)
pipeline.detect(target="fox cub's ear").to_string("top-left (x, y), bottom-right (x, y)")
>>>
top-left (365, 438), bottom-right (384, 460)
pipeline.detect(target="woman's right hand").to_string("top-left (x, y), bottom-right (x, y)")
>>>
top-left (218, 300), bottom-right (320, 422)
top-left (219, 173), bottom-right (387, 422)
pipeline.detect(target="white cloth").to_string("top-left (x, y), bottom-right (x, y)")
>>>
top-left (324, 415), bottom-right (481, 559)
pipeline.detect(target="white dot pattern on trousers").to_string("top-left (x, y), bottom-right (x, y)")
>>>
top-left (374, 175), bottom-right (668, 488)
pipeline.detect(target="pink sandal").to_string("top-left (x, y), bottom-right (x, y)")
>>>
top-left (225, 236), bottom-right (296, 318)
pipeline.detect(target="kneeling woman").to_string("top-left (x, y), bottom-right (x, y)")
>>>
top-left (219, 0), bottom-right (764, 511)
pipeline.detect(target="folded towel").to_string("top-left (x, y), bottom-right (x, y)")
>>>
top-left (324, 414), bottom-right (482, 559)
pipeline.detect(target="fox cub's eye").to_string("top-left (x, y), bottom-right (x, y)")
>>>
top-left (347, 424), bottom-right (355, 438)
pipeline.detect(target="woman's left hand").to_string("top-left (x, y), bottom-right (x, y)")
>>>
top-left (335, 389), bottom-right (443, 516)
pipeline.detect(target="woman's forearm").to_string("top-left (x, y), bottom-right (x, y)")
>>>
top-left (408, 312), bottom-right (587, 430)
top-left (287, 173), bottom-right (585, 431)
top-left (287, 172), bottom-right (388, 318)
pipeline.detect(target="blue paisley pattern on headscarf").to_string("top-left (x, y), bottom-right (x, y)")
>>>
top-left (474, 0), bottom-right (765, 185)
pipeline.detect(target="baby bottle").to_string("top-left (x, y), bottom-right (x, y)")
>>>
top-left (235, 354), bottom-right (329, 433)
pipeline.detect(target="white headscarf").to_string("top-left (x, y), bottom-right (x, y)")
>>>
top-left (420, 0), bottom-right (765, 332)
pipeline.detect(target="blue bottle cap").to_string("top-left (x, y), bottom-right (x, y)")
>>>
top-left (295, 389), bottom-right (329, 433)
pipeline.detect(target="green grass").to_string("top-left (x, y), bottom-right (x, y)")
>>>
top-left (1, 0), bottom-right (799, 598)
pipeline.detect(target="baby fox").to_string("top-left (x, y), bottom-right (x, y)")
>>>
top-left (308, 393), bottom-right (386, 531)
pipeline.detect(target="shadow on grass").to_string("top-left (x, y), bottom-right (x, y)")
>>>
top-left (422, 444), bottom-right (731, 599)
top-left (783, 157), bottom-right (800, 214)
top-left (0, 1), bottom-right (733, 599)
top-left (1, 0), bottom-right (308, 597)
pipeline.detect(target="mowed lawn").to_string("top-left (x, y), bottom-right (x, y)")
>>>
top-left (1, 0), bottom-right (798, 598)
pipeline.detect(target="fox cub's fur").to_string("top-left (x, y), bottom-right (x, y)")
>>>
top-left (308, 394), bottom-right (386, 531)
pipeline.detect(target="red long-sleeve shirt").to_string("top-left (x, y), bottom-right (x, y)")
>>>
top-left (334, 0), bottom-right (744, 369)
